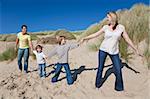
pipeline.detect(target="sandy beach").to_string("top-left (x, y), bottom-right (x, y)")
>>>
top-left (0, 40), bottom-right (149, 99)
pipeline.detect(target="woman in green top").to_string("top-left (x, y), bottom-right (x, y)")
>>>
top-left (16, 25), bottom-right (33, 73)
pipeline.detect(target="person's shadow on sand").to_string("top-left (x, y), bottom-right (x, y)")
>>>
top-left (98, 62), bottom-right (140, 87)
top-left (56, 61), bottom-right (140, 84)
top-left (28, 64), bottom-right (55, 76)
top-left (29, 61), bottom-right (140, 85)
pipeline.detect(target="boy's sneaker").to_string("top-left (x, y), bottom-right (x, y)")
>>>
top-left (41, 75), bottom-right (46, 78)
top-left (41, 73), bottom-right (46, 77)
top-left (23, 71), bottom-right (28, 75)
top-left (51, 77), bottom-right (57, 83)
top-left (25, 70), bottom-right (28, 73)
top-left (41, 77), bottom-right (45, 80)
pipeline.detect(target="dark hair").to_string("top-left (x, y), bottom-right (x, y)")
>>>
top-left (111, 22), bottom-right (118, 30)
top-left (35, 45), bottom-right (43, 50)
top-left (59, 36), bottom-right (66, 38)
top-left (21, 25), bottom-right (27, 29)
top-left (108, 23), bottom-right (118, 30)
top-left (57, 36), bottom-right (66, 45)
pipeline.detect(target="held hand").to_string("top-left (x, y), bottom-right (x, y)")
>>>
top-left (77, 39), bottom-right (84, 45)
top-left (44, 56), bottom-right (48, 61)
top-left (79, 39), bottom-right (85, 44)
top-left (45, 56), bottom-right (48, 59)
top-left (80, 38), bottom-right (89, 44)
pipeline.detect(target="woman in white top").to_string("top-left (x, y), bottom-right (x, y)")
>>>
top-left (81, 11), bottom-right (142, 91)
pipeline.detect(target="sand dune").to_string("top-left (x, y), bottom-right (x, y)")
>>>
top-left (0, 41), bottom-right (149, 99)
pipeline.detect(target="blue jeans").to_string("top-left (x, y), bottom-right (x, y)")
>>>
top-left (38, 63), bottom-right (46, 77)
top-left (51, 63), bottom-right (73, 85)
top-left (18, 48), bottom-right (29, 73)
top-left (95, 50), bottom-right (124, 91)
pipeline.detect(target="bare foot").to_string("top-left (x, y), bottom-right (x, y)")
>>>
top-left (18, 71), bottom-right (22, 77)
top-left (116, 90), bottom-right (134, 97)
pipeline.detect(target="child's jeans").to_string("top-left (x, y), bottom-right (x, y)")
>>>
top-left (51, 63), bottom-right (73, 85)
top-left (38, 63), bottom-right (46, 78)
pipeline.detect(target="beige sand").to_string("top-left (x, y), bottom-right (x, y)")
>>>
top-left (0, 40), bottom-right (149, 99)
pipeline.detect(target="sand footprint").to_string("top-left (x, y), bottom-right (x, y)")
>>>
top-left (6, 83), bottom-right (18, 90)
top-left (0, 73), bottom-right (18, 87)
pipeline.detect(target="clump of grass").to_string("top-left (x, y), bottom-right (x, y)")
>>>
top-left (72, 31), bottom-right (84, 39)
top-left (37, 29), bottom-right (77, 44)
top-left (31, 53), bottom-right (36, 60)
top-left (144, 49), bottom-right (150, 69)
top-left (0, 34), bottom-right (17, 42)
top-left (88, 43), bottom-right (100, 51)
top-left (33, 31), bottom-right (55, 35)
top-left (0, 47), bottom-right (17, 61)
top-left (119, 38), bottom-right (133, 62)
top-left (118, 3), bottom-right (149, 45)
top-left (30, 34), bottom-right (39, 41)
top-left (143, 38), bottom-right (150, 69)
top-left (80, 23), bottom-right (100, 38)
top-left (0, 35), bottom-right (7, 41)
top-left (5, 35), bottom-right (17, 42)
top-left (118, 3), bottom-right (149, 61)
top-left (87, 38), bottom-right (103, 51)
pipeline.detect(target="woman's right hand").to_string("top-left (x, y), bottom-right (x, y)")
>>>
top-left (80, 38), bottom-right (89, 43)
top-left (80, 38), bottom-right (85, 44)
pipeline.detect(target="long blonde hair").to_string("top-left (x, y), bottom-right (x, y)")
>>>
top-left (107, 11), bottom-right (118, 30)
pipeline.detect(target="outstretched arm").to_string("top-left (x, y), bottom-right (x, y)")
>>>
top-left (42, 53), bottom-right (48, 60)
top-left (81, 28), bottom-right (104, 43)
top-left (122, 31), bottom-right (143, 56)
top-left (48, 47), bottom-right (57, 58)
top-left (69, 43), bottom-right (80, 50)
